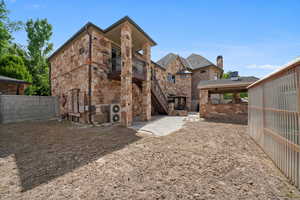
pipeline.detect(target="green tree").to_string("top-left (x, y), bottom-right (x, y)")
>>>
top-left (0, 54), bottom-right (31, 82)
top-left (0, 0), bottom-right (22, 54)
top-left (222, 71), bottom-right (233, 79)
top-left (25, 18), bottom-right (53, 95)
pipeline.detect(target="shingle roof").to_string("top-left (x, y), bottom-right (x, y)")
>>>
top-left (198, 76), bottom-right (259, 89)
top-left (156, 53), bottom-right (192, 70)
top-left (186, 53), bottom-right (219, 70)
top-left (157, 53), bottom-right (223, 71)
top-left (0, 75), bottom-right (31, 84)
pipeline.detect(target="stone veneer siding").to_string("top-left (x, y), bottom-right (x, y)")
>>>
top-left (154, 57), bottom-right (192, 110)
top-left (50, 26), bottom-right (143, 124)
top-left (191, 66), bottom-right (221, 111)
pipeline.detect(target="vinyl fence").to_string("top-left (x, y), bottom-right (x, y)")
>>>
top-left (248, 60), bottom-right (300, 189)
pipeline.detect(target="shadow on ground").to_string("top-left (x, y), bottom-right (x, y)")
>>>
top-left (0, 121), bottom-right (141, 192)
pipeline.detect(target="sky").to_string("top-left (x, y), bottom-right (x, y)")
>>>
top-left (6, 0), bottom-right (300, 78)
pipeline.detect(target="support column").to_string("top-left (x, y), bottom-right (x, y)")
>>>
top-left (199, 89), bottom-right (208, 118)
top-left (233, 93), bottom-right (240, 103)
top-left (142, 43), bottom-right (151, 121)
top-left (120, 22), bottom-right (133, 127)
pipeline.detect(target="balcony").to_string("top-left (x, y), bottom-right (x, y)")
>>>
top-left (108, 55), bottom-right (146, 83)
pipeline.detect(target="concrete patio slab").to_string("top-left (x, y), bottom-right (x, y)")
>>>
top-left (130, 115), bottom-right (188, 136)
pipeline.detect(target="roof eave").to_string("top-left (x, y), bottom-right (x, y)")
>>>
top-left (104, 16), bottom-right (157, 46)
top-left (198, 82), bottom-right (255, 90)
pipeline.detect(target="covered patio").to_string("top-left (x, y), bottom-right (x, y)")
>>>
top-left (198, 76), bottom-right (258, 124)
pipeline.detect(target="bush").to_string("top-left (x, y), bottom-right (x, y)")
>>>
top-left (0, 54), bottom-right (32, 82)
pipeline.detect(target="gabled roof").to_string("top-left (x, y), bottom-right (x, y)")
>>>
top-left (198, 76), bottom-right (259, 89)
top-left (0, 75), bottom-right (31, 84)
top-left (186, 53), bottom-right (219, 70)
top-left (48, 16), bottom-right (157, 60)
top-left (156, 53), bottom-right (192, 70)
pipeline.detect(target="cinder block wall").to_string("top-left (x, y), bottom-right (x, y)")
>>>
top-left (0, 95), bottom-right (59, 124)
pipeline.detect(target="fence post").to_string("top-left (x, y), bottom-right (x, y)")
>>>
top-left (297, 67), bottom-right (300, 187)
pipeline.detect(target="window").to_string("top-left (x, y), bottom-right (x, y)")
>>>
top-left (200, 70), bottom-right (206, 73)
top-left (167, 73), bottom-right (175, 83)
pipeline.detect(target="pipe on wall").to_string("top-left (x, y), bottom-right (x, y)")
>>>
top-left (85, 25), bottom-right (93, 124)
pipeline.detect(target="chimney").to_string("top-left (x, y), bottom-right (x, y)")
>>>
top-left (216, 55), bottom-right (223, 69)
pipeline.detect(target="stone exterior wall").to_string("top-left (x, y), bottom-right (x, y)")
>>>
top-left (50, 30), bottom-right (90, 122)
top-left (154, 57), bottom-right (192, 110)
top-left (191, 66), bottom-right (222, 111)
top-left (200, 103), bottom-right (248, 124)
top-left (153, 64), bottom-right (167, 92)
top-left (50, 26), bottom-right (143, 124)
top-left (0, 82), bottom-right (27, 95)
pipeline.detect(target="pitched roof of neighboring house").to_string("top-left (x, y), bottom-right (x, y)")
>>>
top-left (186, 53), bottom-right (219, 70)
top-left (198, 76), bottom-right (259, 89)
top-left (0, 75), bottom-right (31, 84)
top-left (157, 53), bottom-right (192, 70)
top-left (157, 53), bottom-right (223, 71)
top-left (48, 16), bottom-right (157, 60)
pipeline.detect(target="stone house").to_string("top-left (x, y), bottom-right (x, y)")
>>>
top-left (49, 16), bottom-right (168, 126)
top-left (49, 16), bottom-right (224, 126)
top-left (156, 53), bottom-right (223, 112)
top-left (0, 75), bottom-right (31, 95)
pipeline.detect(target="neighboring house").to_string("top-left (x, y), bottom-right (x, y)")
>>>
top-left (0, 75), bottom-right (31, 95)
top-left (156, 53), bottom-right (223, 111)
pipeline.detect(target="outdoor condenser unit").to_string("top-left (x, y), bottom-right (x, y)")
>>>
top-left (110, 104), bottom-right (121, 123)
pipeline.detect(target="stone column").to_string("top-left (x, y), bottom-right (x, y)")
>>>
top-left (199, 89), bottom-right (208, 117)
top-left (120, 22), bottom-right (133, 127)
top-left (141, 43), bottom-right (151, 121)
top-left (232, 93), bottom-right (240, 103)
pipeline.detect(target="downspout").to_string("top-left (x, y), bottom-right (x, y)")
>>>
top-left (85, 25), bottom-right (93, 124)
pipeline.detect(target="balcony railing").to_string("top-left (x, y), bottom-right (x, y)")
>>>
top-left (108, 56), bottom-right (146, 82)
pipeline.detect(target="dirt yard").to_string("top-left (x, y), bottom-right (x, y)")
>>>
top-left (0, 120), bottom-right (299, 200)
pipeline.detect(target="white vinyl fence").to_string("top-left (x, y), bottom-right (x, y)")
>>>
top-left (248, 62), bottom-right (300, 189)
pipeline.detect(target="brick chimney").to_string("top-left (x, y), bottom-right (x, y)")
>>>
top-left (216, 55), bottom-right (223, 69)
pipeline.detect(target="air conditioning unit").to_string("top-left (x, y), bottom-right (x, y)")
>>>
top-left (110, 104), bottom-right (121, 123)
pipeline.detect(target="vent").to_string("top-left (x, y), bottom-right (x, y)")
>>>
top-left (110, 104), bottom-right (121, 123)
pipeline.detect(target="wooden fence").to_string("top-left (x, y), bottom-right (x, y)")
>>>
top-left (248, 62), bottom-right (300, 189)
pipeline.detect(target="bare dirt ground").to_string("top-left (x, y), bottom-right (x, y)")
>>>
top-left (0, 120), bottom-right (299, 200)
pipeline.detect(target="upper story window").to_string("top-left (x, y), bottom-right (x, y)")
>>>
top-left (167, 73), bottom-right (175, 83)
top-left (200, 70), bottom-right (206, 73)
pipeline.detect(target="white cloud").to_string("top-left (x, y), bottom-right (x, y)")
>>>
top-left (246, 64), bottom-right (280, 70)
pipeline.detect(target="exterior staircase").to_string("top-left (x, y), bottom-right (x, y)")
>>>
top-left (151, 76), bottom-right (169, 115)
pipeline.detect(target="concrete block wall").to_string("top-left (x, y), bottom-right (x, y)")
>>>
top-left (0, 95), bottom-right (59, 124)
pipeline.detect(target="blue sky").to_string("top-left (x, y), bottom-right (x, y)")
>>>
top-left (7, 0), bottom-right (300, 78)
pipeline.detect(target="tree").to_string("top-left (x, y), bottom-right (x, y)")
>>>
top-left (222, 71), bottom-right (233, 79)
top-left (0, 54), bottom-right (31, 82)
top-left (25, 18), bottom-right (53, 95)
top-left (0, 0), bottom-right (22, 54)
